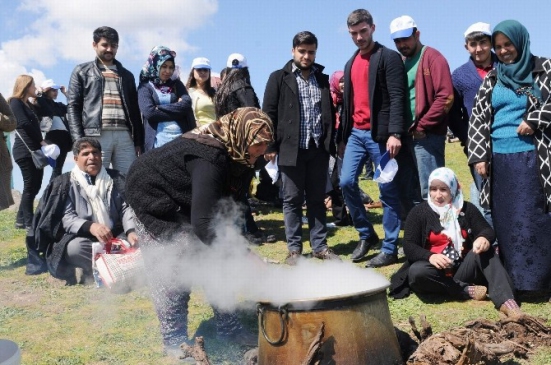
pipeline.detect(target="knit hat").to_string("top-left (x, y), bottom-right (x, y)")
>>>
top-left (226, 53), bottom-right (248, 68)
top-left (390, 15), bottom-right (417, 40)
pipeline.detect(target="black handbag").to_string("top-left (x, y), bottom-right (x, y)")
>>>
top-left (14, 129), bottom-right (49, 169)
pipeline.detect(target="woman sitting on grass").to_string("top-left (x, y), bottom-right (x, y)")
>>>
top-left (389, 167), bottom-right (522, 317)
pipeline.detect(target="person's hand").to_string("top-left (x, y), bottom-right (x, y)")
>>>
top-left (337, 141), bottom-right (346, 158)
top-left (135, 146), bottom-right (142, 157)
top-left (428, 254), bottom-right (453, 270)
top-left (474, 161), bottom-right (489, 179)
top-left (60, 86), bottom-right (67, 96)
top-left (517, 121), bottom-right (534, 136)
top-left (127, 232), bottom-right (139, 247)
top-left (90, 223), bottom-right (113, 244)
top-left (472, 236), bottom-right (490, 254)
top-left (264, 152), bottom-right (277, 163)
top-left (386, 136), bottom-right (401, 159)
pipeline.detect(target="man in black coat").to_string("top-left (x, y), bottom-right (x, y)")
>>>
top-left (336, 9), bottom-right (412, 267)
top-left (263, 31), bottom-right (339, 265)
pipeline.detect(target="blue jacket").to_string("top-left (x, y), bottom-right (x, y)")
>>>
top-left (449, 53), bottom-right (498, 145)
top-left (137, 80), bottom-right (195, 152)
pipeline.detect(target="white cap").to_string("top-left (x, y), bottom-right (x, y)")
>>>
top-left (41, 79), bottom-right (60, 91)
top-left (464, 22), bottom-right (492, 38)
top-left (191, 57), bottom-right (211, 69)
top-left (390, 15), bottom-right (417, 40)
top-left (226, 53), bottom-right (248, 68)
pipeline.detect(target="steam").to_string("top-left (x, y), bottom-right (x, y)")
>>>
top-left (139, 200), bottom-right (389, 312)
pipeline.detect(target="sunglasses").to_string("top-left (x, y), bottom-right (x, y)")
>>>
top-left (195, 68), bottom-right (210, 72)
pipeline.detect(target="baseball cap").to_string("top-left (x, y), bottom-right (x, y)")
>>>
top-left (464, 22), bottom-right (492, 38)
top-left (41, 144), bottom-right (60, 168)
top-left (41, 79), bottom-right (60, 91)
top-left (226, 53), bottom-right (248, 68)
top-left (374, 151), bottom-right (398, 183)
top-left (390, 15), bottom-right (417, 40)
top-left (191, 57), bottom-right (211, 69)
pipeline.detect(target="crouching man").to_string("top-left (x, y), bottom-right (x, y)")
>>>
top-left (25, 137), bottom-right (137, 282)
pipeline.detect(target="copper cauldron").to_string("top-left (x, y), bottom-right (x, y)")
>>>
top-left (256, 283), bottom-right (402, 365)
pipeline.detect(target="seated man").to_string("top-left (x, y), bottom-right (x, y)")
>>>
top-left (25, 137), bottom-right (137, 282)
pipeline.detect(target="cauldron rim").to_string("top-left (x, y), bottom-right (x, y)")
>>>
top-left (256, 281), bottom-right (389, 311)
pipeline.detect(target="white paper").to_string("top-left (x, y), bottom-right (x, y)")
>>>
top-left (264, 156), bottom-right (279, 184)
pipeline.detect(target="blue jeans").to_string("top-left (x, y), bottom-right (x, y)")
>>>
top-left (412, 133), bottom-right (446, 199)
top-left (280, 147), bottom-right (329, 254)
top-left (340, 128), bottom-right (401, 255)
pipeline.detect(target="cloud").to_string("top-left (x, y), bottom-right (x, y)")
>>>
top-left (0, 0), bottom-right (218, 96)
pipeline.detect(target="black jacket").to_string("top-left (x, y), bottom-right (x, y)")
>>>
top-left (263, 60), bottom-right (335, 166)
top-left (389, 201), bottom-right (495, 299)
top-left (10, 98), bottom-right (43, 161)
top-left (67, 58), bottom-right (144, 147)
top-left (25, 169), bottom-right (127, 279)
top-left (216, 79), bottom-right (260, 118)
top-left (337, 42), bottom-right (407, 144)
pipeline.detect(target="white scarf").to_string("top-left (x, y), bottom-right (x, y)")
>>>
top-left (427, 167), bottom-right (464, 253)
top-left (71, 165), bottom-right (113, 229)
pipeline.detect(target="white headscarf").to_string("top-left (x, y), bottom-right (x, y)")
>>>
top-left (428, 167), bottom-right (464, 253)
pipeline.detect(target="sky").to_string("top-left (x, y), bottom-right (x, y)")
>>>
top-left (3, 0), bottom-right (551, 194)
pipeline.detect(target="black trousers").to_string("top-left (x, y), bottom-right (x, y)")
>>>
top-left (15, 156), bottom-right (43, 227)
top-left (408, 249), bottom-right (515, 308)
top-left (280, 146), bottom-right (329, 253)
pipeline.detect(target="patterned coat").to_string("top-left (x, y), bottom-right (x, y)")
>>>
top-left (468, 57), bottom-right (551, 211)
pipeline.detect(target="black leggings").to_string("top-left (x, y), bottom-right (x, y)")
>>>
top-left (15, 157), bottom-right (43, 227)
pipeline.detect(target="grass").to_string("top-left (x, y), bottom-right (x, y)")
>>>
top-left (0, 141), bottom-right (549, 364)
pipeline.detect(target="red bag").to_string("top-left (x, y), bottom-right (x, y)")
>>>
top-left (94, 239), bottom-right (144, 290)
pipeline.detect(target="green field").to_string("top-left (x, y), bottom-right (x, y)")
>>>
top-left (1, 141), bottom-right (549, 364)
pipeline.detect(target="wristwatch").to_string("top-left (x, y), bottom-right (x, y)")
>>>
top-left (390, 133), bottom-right (401, 139)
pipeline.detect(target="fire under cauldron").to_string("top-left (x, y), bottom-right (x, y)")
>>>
top-left (256, 282), bottom-right (402, 364)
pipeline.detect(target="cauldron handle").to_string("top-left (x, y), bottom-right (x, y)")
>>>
top-left (257, 304), bottom-right (287, 345)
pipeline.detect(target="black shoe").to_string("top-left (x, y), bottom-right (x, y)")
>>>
top-left (313, 248), bottom-right (341, 261)
top-left (244, 232), bottom-right (263, 245)
top-left (365, 252), bottom-right (398, 268)
top-left (14, 222), bottom-right (26, 229)
top-left (285, 251), bottom-right (302, 266)
top-left (351, 234), bottom-right (379, 262)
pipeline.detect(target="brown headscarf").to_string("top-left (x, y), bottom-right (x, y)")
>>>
top-left (191, 107), bottom-right (274, 167)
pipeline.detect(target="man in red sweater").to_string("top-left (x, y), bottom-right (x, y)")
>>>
top-left (337, 9), bottom-right (407, 267)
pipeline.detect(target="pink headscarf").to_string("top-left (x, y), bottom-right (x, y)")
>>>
top-left (330, 71), bottom-right (344, 105)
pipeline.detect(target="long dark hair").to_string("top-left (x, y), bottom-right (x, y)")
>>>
top-left (185, 68), bottom-right (216, 99)
top-left (214, 67), bottom-right (252, 117)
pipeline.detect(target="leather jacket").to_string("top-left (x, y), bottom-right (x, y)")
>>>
top-left (67, 58), bottom-right (144, 147)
